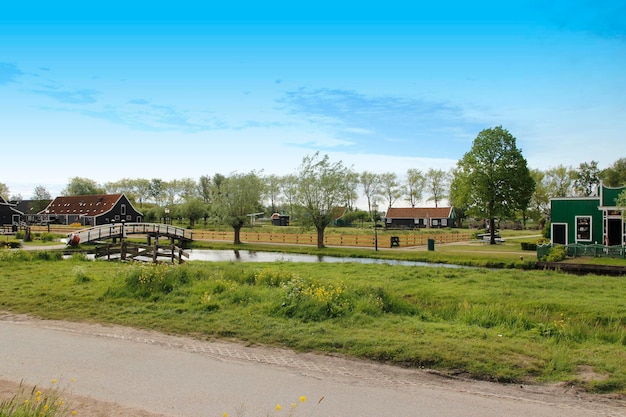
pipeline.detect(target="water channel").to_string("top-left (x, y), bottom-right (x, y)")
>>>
top-left (186, 249), bottom-right (468, 268)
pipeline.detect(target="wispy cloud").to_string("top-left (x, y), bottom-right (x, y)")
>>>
top-left (278, 87), bottom-right (482, 157)
top-left (30, 84), bottom-right (100, 104)
top-left (0, 62), bottom-right (24, 85)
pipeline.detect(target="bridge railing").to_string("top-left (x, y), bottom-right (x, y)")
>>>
top-left (74, 223), bottom-right (192, 244)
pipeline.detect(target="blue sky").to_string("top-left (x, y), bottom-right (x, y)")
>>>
top-left (1, 1), bottom-right (625, 201)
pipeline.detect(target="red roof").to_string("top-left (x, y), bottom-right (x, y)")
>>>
top-left (42, 194), bottom-right (123, 216)
top-left (385, 207), bottom-right (454, 219)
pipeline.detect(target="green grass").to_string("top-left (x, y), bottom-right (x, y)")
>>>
top-left (1, 249), bottom-right (625, 395)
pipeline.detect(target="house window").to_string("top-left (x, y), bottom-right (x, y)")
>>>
top-left (576, 216), bottom-right (592, 242)
top-left (441, 219), bottom-right (448, 227)
top-left (121, 204), bottom-right (126, 216)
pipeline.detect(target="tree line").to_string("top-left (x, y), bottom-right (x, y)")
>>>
top-left (2, 127), bottom-right (625, 246)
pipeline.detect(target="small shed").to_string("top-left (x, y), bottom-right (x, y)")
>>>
top-left (271, 213), bottom-right (290, 226)
top-left (550, 183), bottom-right (625, 246)
top-left (39, 193), bottom-right (143, 226)
top-left (384, 206), bottom-right (456, 229)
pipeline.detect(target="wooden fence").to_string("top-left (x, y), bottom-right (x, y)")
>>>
top-left (192, 230), bottom-right (471, 248)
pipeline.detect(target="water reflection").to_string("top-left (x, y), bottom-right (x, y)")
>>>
top-left (187, 249), bottom-right (466, 268)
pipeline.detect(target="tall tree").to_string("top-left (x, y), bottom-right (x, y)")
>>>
top-left (545, 165), bottom-right (575, 198)
top-left (295, 153), bottom-right (352, 249)
top-left (405, 168), bottom-right (426, 208)
top-left (342, 171), bottom-right (360, 211)
top-left (281, 174), bottom-right (298, 217)
top-left (452, 126), bottom-right (535, 244)
top-left (32, 185), bottom-right (51, 201)
top-left (528, 169), bottom-right (550, 223)
top-left (264, 174), bottom-right (283, 213)
top-left (149, 178), bottom-right (165, 206)
top-left (379, 172), bottom-right (403, 208)
top-left (181, 197), bottom-right (207, 227)
top-left (62, 177), bottom-right (104, 196)
top-left (198, 175), bottom-right (213, 204)
top-left (359, 171), bottom-right (381, 216)
top-left (573, 161), bottom-right (600, 197)
top-left (215, 171), bottom-right (263, 244)
top-left (601, 158), bottom-right (626, 187)
top-left (426, 168), bottom-right (449, 208)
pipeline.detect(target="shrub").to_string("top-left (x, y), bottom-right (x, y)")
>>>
top-left (520, 242), bottom-right (537, 251)
top-left (545, 245), bottom-right (567, 262)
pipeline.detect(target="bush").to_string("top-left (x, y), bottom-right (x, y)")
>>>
top-left (520, 242), bottom-right (537, 251)
top-left (545, 245), bottom-right (567, 262)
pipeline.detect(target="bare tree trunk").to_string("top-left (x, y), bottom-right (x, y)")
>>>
top-left (233, 225), bottom-right (242, 245)
top-left (316, 228), bottom-right (325, 249)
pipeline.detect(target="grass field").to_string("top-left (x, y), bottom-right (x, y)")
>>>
top-left (1, 249), bottom-right (624, 396)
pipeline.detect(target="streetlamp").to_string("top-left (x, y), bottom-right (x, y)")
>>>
top-left (164, 208), bottom-right (170, 225)
top-left (372, 203), bottom-right (379, 251)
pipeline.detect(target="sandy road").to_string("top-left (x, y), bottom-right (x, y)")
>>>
top-left (1, 313), bottom-right (624, 417)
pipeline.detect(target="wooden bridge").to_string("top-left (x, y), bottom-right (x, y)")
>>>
top-left (70, 222), bottom-right (193, 245)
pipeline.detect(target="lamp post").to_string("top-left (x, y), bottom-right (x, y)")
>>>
top-left (164, 208), bottom-right (170, 225)
top-left (372, 203), bottom-right (379, 251)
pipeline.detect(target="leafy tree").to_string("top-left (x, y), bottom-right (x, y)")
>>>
top-left (264, 174), bottom-right (283, 213)
top-left (573, 161), bottom-right (600, 196)
top-left (30, 185), bottom-right (52, 212)
top-left (448, 167), bottom-right (470, 227)
top-left (295, 153), bottom-right (352, 249)
top-left (62, 177), bottom-right (104, 196)
top-left (0, 183), bottom-right (8, 200)
top-left (149, 178), bottom-right (165, 206)
top-left (405, 168), bottom-right (426, 208)
top-left (601, 158), bottom-right (626, 187)
top-left (359, 171), bottom-right (381, 216)
top-left (215, 171), bottom-right (263, 244)
top-left (198, 175), bottom-right (213, 204)
top-left (32, 185), bottom-right (51, 200)
top-left (379, 172), bottom-right (403, 208)
top-left (528, 169), bottom-right (550, 224)
top-left (176, 177), bottom-right (200, 202)
top-left (545, 165), bottom-right (575, 198)
top-left (452, 126), bottom-right (534, 244)
top-left (281, 174), bottom-right (298, 218)
top-left (342, 171), bottom-right (360, 211)
top-left (181, 197), bottom-right (207, 227)
top-left (133, 179), bottom-right (152, 208)
top-left (426, 168), bottom-right (449, 208)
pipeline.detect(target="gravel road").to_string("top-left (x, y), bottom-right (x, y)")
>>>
top-left (1, 313), bottom-right (624, 417)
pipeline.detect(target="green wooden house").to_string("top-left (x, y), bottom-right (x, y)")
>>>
top-left (550, 183), bottom-right (625, 246)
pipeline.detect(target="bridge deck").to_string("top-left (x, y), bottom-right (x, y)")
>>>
top-left (73, 223), bottom-right (193, 244)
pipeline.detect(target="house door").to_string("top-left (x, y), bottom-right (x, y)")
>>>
top-left (607, 219), bottom-right (623, 246)
top-left (552, 223), bottom-right (567, 245)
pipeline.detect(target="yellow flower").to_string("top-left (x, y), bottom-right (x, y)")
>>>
top-left (71, 411), bottom-right (78, 415)
top-left (299, 396), bottom-right (307, 403)
top-left (223, 413), bottom-right (228, 417)
top-left (276, 403), bottom-right (281, 411)
top-left (43, 404), bottom-right (49, 411)
top-left (51, 379), bottom-right (58, 384)
top-left (36, 391), bottom-right (42, 396)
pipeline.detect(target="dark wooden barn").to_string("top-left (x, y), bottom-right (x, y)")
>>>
top-left (39, 194), bottom-right (143, 226)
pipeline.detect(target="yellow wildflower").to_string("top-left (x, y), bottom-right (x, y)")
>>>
top-left (276, 403), bottom-right (281, 411)
top-left (300, 396), bottom-right (307, 403)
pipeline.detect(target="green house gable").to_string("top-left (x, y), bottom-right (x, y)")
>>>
top-left (550, 183), bottom-right (625, 247)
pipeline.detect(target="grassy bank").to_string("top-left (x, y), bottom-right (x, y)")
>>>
top-left (1, 250), bottom-right (624, 395)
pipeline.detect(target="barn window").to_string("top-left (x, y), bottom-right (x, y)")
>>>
top-left (576, 216), bottom-right (591, 242)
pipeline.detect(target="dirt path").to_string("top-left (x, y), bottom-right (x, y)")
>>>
top-left (1, 313), bottom-right (624, 417)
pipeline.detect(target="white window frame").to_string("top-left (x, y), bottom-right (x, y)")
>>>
top-left (575, 216), bottom-right (592, 243)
